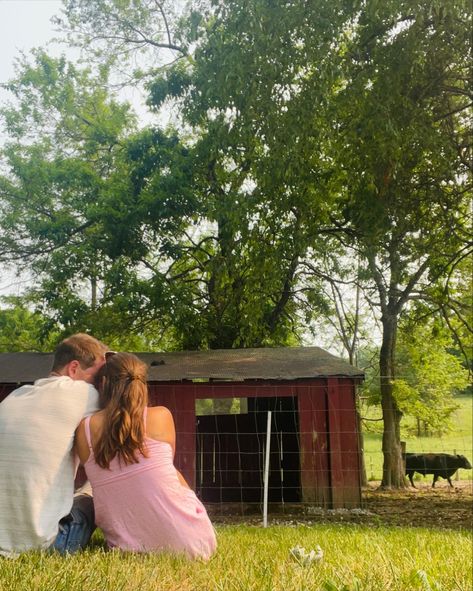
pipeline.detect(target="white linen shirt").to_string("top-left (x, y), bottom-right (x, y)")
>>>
top-left (0, 376), bottom-right (99, 555)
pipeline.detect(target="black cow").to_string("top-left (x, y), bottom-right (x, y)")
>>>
top-left (404, 453), bottom-right (472, 487)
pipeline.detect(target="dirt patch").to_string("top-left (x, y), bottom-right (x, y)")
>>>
top-left (361, 480), bottom-right (472, 529)
top-left (208, 481), bottom-right (473, 530)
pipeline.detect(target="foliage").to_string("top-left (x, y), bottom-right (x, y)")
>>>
top-left (0, 51), bottom-right (158, 345)
top-left (360, 320), bottom-right (470, 437)
top-left (0, 46), bottom-right (308, 349)
top-left (0, 298), bottom-right (59, 352)
top-left (392, 323), bottom-right (469, 436)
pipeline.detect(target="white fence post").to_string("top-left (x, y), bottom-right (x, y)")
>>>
top-left (263, 410), bottom-right (272, 528)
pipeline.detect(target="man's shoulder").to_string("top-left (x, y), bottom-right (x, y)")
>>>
top-left (1, 377), bottom-right (99, 427)
top-left (3, 377), bottom-right (97, 405)
top-left (35, 376), bottom-right (96, 394)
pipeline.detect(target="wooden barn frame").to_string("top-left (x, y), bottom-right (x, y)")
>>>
top-left (0, 347), bottom-right (364, 508)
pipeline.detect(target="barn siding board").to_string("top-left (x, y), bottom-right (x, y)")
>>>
top-left (338, 378), bottom-right (362, 507)
top-left (173, 385), bottom-right (196, 490)
top-left (193, 382), bottom-right (298, 399)
top-left (327, 378), bottom-right (346, 508)
top-left (298, 381), bottom-right (330, 506)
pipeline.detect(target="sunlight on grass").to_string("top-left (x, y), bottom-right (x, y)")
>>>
top-left (363, 395), bottom-right (473, 481)
top-left (0, 525), bottom-right (470, 591)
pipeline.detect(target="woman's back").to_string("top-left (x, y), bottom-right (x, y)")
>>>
top-left (77, 406), bottom-right (216, 559)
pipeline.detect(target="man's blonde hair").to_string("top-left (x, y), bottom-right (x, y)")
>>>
top-left (51, 333), bottom-right (108, 372)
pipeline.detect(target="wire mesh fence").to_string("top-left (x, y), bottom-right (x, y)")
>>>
top-left (146, 382), bottom-right (472, 518)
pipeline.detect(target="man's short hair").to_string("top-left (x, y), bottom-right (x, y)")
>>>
top-left (51, 333), bottom-right (108, 372)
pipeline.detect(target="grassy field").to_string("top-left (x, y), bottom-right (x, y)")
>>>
top-left (362, 395), bottom-right (473, 482)
top-left (0, 525), bottom-right (471, 591)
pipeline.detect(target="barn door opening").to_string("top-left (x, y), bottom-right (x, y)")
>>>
top-left (196, 396), bottom-right (301, 503)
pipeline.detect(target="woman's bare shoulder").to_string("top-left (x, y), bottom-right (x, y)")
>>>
top-left (147, 405), bottom-right (174, 421)
top-left (146, 406), bottom-right (175, 447)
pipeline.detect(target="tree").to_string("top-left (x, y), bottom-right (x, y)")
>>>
top-left (329, 0), bottom-right (472, 486)
top-left (0, 51), bottom-right (153, 345)
top-left (0, 58), bottom-right (148, 345)
top-left (144, 0), bottom-right (353, 347)
top-left (152, 0), bottom-right (471, 485)
top-left (0, 47), bottom-right (310, 350)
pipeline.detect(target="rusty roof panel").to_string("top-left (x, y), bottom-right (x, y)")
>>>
top-left (0, 347), bottom-right (363, 384)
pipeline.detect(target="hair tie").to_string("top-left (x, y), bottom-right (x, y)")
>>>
top-left (128, 373), bottom-right (143, 383)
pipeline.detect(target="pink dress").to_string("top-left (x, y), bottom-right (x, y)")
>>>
top-left (83, 411), bottom-right (216, 558)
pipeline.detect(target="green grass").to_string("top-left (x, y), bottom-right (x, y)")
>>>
top-left (0, 525), bottom-right (471, 591)
top-left (362, 395), bottom-right (473, 482)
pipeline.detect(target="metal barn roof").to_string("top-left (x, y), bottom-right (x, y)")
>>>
top-left (0, 346), bottom-right (363, 384)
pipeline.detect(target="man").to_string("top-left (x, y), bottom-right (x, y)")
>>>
top-left (0, 333), bottom-right (107, 556)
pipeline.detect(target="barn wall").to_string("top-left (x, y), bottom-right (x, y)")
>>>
top-left (0, 377), bottom-right (361, 508)
top-left (148, 383), bottom-right (197, 489)
top-left (148, 379), bottom-right (361, 508)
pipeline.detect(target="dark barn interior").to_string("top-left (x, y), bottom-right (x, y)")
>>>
top-left (196, 396), bottom-right (301, 503)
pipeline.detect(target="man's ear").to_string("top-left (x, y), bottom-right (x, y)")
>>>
top-left (65, 360), bottom-right (80, 379)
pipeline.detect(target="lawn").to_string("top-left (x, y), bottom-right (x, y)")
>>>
top-left (362, 395), bottom-right (473, 482)
top-left (0, 525), bottom-right (471, 591)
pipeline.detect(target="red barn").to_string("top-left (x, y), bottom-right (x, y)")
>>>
top-left (0, 346), bottom-right (363, 508)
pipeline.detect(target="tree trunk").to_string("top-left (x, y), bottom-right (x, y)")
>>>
top-left (380, 313), bottom-right (406, 488)
top-left (91, 276), bottom-right (97, 310)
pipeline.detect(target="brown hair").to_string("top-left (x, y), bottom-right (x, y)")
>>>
top-left (94, 352), bottom-right (149, 469)
top-left (51, 333), bottom-right (108, 372)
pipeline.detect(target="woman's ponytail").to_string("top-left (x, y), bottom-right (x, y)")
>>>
top-left (94, 353), bottom-right (149, 469)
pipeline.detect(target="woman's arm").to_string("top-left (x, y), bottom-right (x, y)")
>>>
top-left (176, 469), bottom-right (191, 489)
top-left (74, 419), bottom-right (91, 464)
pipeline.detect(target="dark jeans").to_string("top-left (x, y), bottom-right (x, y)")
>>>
top-left (50, 494), bottom-right (95, 554)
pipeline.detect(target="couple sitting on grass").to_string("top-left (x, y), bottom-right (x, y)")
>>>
top-left (0, 333), bottom-right (216, 559)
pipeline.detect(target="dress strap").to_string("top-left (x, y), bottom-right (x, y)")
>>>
top-left (84, 415), bottom-right (93, 451)
top-left (143, 406), bottom-right (148, 422)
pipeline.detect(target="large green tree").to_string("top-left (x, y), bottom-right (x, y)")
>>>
top-left (0, 51), bottom-right (148, 344)
top-left (149, 0), bottom-right (472, 485)
top-left (0, 47), bottom-right (310, 349)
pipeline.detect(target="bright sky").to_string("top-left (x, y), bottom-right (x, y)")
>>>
top-left (0, 0), bottom-right (62, 84)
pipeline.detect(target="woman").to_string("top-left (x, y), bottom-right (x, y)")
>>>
top-left (74, 352), bottom-right (216, 559)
